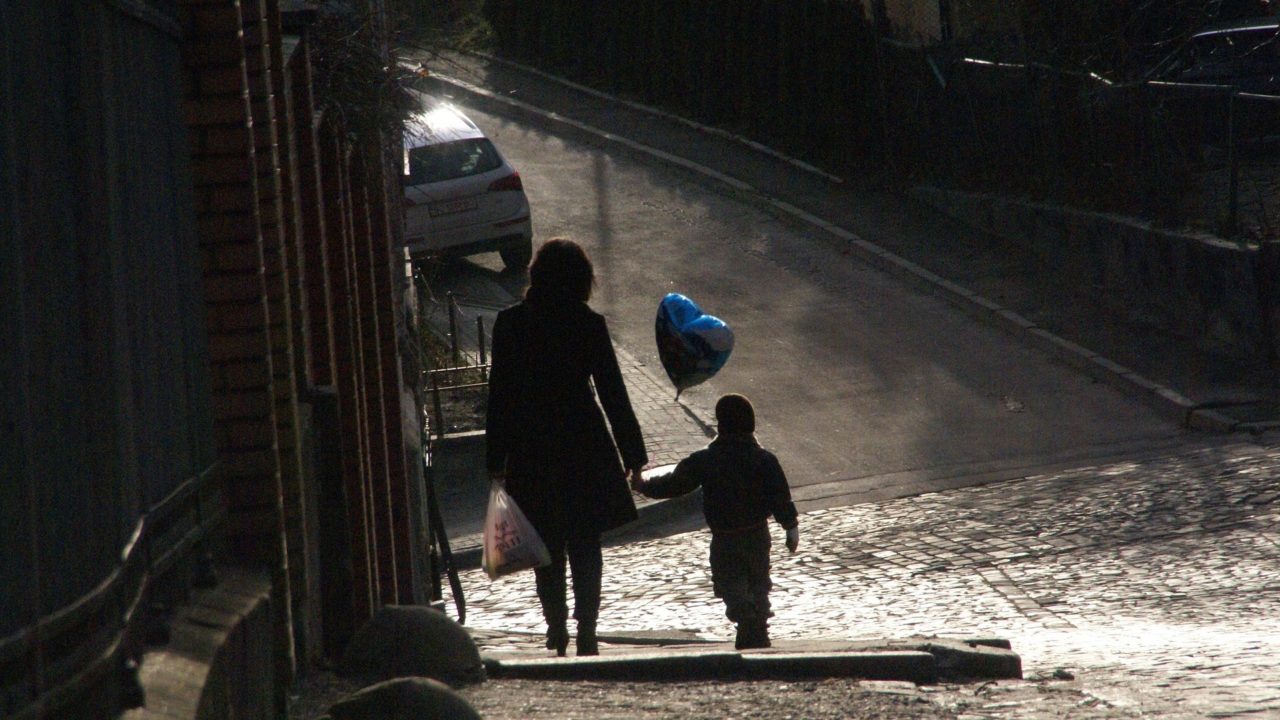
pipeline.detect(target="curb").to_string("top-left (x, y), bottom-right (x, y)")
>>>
top-left (485, 651), bottom-right (938, 684)
top-left (481, 637), bottom-right (1020, 684)
top-left (913, 639), bottom-right (1023, 681)
top-left (417, 65), bottom-right (1241, 435)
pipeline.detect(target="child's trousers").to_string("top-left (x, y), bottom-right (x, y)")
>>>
top-left (709, 524), bottom-right (772, 624)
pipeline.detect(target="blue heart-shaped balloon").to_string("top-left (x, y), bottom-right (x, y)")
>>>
top-left (655, 293), bottom-right (734, 398)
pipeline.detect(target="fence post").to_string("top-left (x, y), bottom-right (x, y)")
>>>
top-left (1256, 238), bottom-right (1280, 404)
top-left (447, 292), bottom-right (460, 366)
top-left (415, 267), bottom-right (429, 334)
top-left (1227, 92), bottom-right (1239, 238)
top-left (431, 372), bottom-right (445, 439)
top-left (870, 1), bottom-right (896, 180)
top-left (477, 316), bottom-right (487, 380)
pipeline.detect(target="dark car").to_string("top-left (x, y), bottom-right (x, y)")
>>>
top-left (1151, 17), bottom-right (1280, 94)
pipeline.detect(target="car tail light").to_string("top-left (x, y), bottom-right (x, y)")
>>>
top-left (488, 172), bottom-right (523, 192)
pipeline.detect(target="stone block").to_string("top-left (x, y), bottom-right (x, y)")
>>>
top-left (1026, 328), bottom-right (1096, 369)
top-left (742, 651), bottom-right (938, 684)
top-left (124, 570), bottom-right (277, 720)
top-left (487, 651), bottom-right (744, 682)
top-left (337, 606), bottom-right (484, 687)
top-left (1188, 408), bottom-right (1238, 433)
top-left (328, 678), bottom-right (480, 720)
top-left (429, 431), bottom-right (488, 491)
top-left (919, 640), bottom-right (1021, 680)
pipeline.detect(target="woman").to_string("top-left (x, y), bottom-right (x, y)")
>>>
top-left (485, 238), bottom-right (647, 656)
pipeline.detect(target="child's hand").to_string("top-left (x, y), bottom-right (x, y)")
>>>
top-left (627, 467), bottom-right (644, 493)
top-left (785, 526), bottom-right (800, 553)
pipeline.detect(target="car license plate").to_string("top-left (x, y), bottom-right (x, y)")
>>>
top-left (428, 197), bottom-right (478, 217)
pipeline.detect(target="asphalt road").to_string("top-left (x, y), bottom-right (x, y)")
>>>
top-left (425, 96), bottom-right (1191, 510)
top-left (310, 56), bottom-right (1280, 720)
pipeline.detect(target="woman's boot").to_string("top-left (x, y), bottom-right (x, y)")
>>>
top-left (734, 620), bottom-right (771, 650)
top-left (536, 562), bottom-right (570, 656)
top-left (575, 619), bottom-right (599, 656)
top-left (545, 619), bottom-right (569, 657)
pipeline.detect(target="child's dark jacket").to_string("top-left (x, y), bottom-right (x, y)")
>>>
top-left (640, 433), bottom-right (798, 533)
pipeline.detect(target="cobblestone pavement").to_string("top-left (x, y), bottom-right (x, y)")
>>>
top-left (290, 671), bottom-right (965, 720)
top-left (449, 438), bottom-right (1280, 719)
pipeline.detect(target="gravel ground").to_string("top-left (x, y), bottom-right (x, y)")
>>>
top-left (287, 671), bottom-right (950, 719)
top-left (288, 668), bottom-right (1140, 720)
top-left (462, 678), bottom-right (949, 720)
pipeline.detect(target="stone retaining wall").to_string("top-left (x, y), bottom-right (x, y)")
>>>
top-left (123, 569), bottom-right (279, 720)
top-left (910, 186), bottom-right (1263, 359)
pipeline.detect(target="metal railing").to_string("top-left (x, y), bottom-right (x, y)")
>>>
top-left (417, 290), bottom-right (494, 439)
top-left (408, 274), bottom-right (492, 623)
top-left (425, 362), bottom-right (491, 439)
top-left (0, 466), bottom-right (221, 719)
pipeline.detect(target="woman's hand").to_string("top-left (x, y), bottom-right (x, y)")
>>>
top-left (627, 467), bottom-right (644, 492)
top-left (489, 470), bottom-right (506, 487)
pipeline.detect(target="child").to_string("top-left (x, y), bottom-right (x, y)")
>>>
top-left (631, 393), bottom-right (799, 649)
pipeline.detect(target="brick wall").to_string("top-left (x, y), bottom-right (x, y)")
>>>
top-left (179, 1), bottom-right (297, 708)
top-left (178, 0), bottom-right (421, 688)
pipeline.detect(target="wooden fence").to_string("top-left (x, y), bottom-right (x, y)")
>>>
top-left (482, 0), bottom-right (884, 171)
top-left (0, 1), bottom-right (216, 716)
top-left (482, 1), bottom-right (1279, 235)
top-left (878, 41), bottom-right (1280, 231)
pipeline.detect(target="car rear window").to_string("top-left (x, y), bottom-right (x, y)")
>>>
top-left (407, 138), bottom-right (503, 185)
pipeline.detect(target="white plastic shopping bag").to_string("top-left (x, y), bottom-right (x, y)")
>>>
top-left (481, 483), bottom-right (551, 580)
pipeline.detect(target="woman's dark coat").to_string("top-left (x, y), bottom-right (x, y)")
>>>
top-left (485, 298), bottom-right (648, 536)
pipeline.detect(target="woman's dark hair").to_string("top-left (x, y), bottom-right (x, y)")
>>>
top-left (527, 238), bottom-right (595, 303)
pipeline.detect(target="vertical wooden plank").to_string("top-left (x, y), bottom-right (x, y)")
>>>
top-left (322, 124), bottom-right (376, 621)
top-left (0, 0), bottom-right (39, 648)
top-left (364, 153), bottom-right (417, 604)
top-left (349, 153), bottom-right (398, 604)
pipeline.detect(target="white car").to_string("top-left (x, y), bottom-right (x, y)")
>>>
top-left (402, 92), bottom-right (533, 270)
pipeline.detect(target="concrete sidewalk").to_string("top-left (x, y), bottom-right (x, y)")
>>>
top-left (478, 632), bottom-right (1018, 681)
top-left (470, 627), bottom-right (1020, 684)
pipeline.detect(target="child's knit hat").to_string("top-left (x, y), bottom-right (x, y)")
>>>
top-left (715, 393), bottom-right (755, 435)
